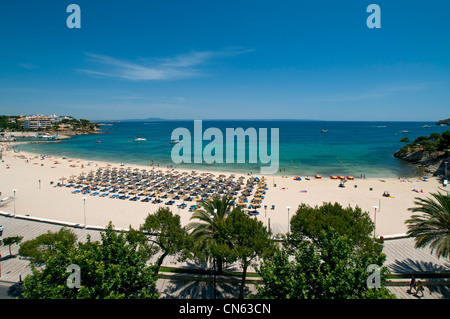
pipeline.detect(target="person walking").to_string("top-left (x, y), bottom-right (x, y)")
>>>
top-left (0, 225), bottom-right (4, 236)
top-left (408, 276), bottom-right (416, 293)
top-left (415, 280), bottom-right (424, 297)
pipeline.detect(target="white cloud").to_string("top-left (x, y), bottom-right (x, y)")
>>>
top-left (18, 62), bottom-right (38, 69)
top-left (79, 48), bottom-right (253, 81)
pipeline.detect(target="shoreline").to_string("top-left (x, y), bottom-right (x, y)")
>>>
top-left (7, 138), bottom-right (427, 179)
top-left (1, 142), bottom-right (447, 237)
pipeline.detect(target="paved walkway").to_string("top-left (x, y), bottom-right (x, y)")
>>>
top-left (1, 214), bottom-right (449, 299)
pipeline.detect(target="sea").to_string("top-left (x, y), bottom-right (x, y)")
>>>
top-left (13, 120), bottom-right (449, 178)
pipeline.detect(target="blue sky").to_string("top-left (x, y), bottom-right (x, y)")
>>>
top-left (0, 1), bottom-right (449, 121)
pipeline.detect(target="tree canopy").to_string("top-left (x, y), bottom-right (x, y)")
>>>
top-left (140, 207), bottom-right (190, 274)
top-left (288, 202), bottom-right (381, 254)
top-left (256, 231), bottom-right (394, 299)
top-left (217, 209), bottom-right (275, 298)
top-left (18, 228), bottom-right (77, 265)
top-left (22, 223), bottom-right (158, 299)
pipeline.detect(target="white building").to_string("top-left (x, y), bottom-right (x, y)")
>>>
top-left (18, 114), bottom-right (62, 130)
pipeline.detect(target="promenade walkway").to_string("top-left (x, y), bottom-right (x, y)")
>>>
top-left (1, 214), bottom-right (449, 299)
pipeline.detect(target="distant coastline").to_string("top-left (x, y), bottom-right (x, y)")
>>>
top-left (434, 118), bottom-right (450, 126)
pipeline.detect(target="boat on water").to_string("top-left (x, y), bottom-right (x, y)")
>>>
top-left (423, 125), bottom-right (431, 128)
top-left (170, 139), bottom-right (181, 144)
top-left (321, 129), bottom-right (328, 133)
top-left (35, 132), bottom-right (52, 139)
top-left (401, 130), bottom-right (410, 133)
top-left (0, 136), bottom-right (16, 142)
top-left (134, 137), bottom-right (146, 142)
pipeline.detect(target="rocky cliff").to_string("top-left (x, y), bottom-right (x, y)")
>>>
top-left (394, 148), bottom-right (449, 176)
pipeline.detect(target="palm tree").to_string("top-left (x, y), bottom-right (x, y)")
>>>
top-left (186, 196), bottom-right (235, 274)
top-left (406, 192), bottom-right (450, 259)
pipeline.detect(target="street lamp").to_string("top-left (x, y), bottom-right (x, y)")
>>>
top-left (83, 197), bottom-right (87, 227)
top-left (212, 208), bottom-right (218, 299)
top-left (286, 206), bottom-right (291, 234)
top-left (13, 189), bottom-right (17, 216)
top-left (445, 161), bottom-right (448, 179)
top-left (373, 206), bottom-right (378, 239)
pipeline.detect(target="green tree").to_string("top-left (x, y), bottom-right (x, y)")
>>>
top-left (289, 202), bottom-right (380, 254)
top-left (421, 139), bottom-right (437, 155)
top-left (439, 130), bottom-right (450, 150)
top-left (218, 209), bottom-right (275, 298)
top-left (256, 231), bottom-right (394, 299)
top-left (414, 136), bottom-right (429, 144)
top-left (186, 196), bottom-right (236, 274)
top-left (18, 228), bottom-right (77, 264)
top-left (140, 207), bottom-right (189, 274)
top-left (400, 137), bottom-right (410, 145)
top-left (406, 192), bottom-right (450, 259)
top-left (22, 223), bottom-right (158, 299)
top-left (2, 236), bottom-right (23, 257)
top-left (79, 119), bottom-right (90, 127)
top-left (429, 132), bottom-right (441, 142)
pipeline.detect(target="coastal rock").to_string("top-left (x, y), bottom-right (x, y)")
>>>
top-left (394, 149), bottom-right (449, 176)
top-left (434, 118), bottom-right (450, 126)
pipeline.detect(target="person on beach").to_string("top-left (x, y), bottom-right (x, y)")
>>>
top-left (408, 276), bottom-right (416, 293)
top-left (0, 225), bottom-right (4, 236)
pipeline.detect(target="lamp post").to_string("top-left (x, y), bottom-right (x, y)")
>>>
top-left (83, 197), bottom-right (87, 227)
top-left (13, 189), bottom-right (17, 216)
top-left (286, 206), bottom-right (291, 234)
top-left (445, 161), bottom-right (448, 179)
top-left (212, 208), bottom-right (217, 299)
top-left (373, 206), bottom-right (378, 239)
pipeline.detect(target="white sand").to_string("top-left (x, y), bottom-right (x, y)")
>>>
top-left (0, 144), bottom-right (446, 237)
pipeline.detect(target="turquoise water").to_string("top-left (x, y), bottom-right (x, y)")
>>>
top-left (14, 120), bottom-right (449, 178)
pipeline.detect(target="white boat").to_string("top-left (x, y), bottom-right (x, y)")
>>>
top-left (35, 132), bottom-right (52, 139)
top-left (401, 130), bottom-right (410, 133)
top-left (134, 137), bottom-right (146, 142)
top-left (423, 125), bottom-right (431, 128)
top-left (320, 129), bottom-right (328, 133)
top-left (170, 139), bottom-right (181, 144)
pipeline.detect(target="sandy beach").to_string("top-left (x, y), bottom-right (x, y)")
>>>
top-left (0, 143), bottom-right (447, 237)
